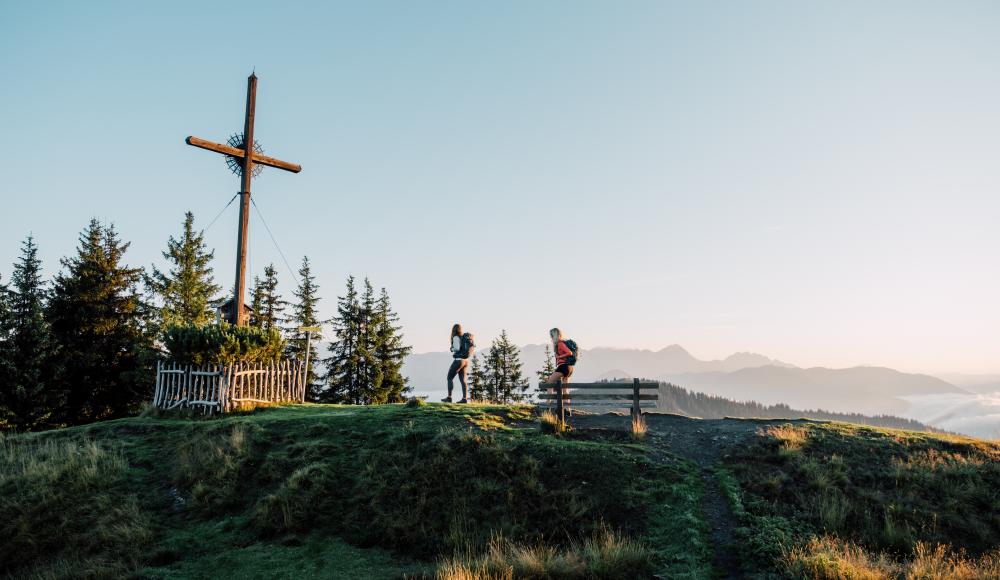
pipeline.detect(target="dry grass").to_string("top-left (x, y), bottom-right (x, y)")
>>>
top-left (539, 410), bottom-right (567, 434)
top-left (784, 535), bottom-right (1000, 580)
top-left (907, 543), bottom-right (1000, 579)
top-left (762, 424), bottom-right (810, 456)
top-left (785, 536), bottom-right (899, 579)
top-left (435, 528), bottom-right (652, 580)
top-left (630, 414), bottom-right (648, 441)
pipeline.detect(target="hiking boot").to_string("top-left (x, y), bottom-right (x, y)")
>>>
top-left (441, 396), bottom-right (452, 403)
top-left (458, 398), bottom-right (468, 404)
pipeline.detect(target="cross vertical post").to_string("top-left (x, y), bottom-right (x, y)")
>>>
top-left (232, 74), bottom-right (257, 326)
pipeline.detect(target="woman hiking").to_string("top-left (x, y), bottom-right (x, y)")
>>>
top-left (546, 327), bottom-right (579, 413)
top-left (547, 327), bottom-right (577, 384)
top-left (443, 324), bottom-right (475, 403)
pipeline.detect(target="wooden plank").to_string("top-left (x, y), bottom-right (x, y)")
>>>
top-left (185, 136), bottom-right (302, 173)
top-left (550, 401), bottom-right (658, 408)
top-left (153, 360), bottom-right (162, 407)
top-left (537, 383), bottom-right (658, 390)
top-left (537, 393), bottom-right (659, 401)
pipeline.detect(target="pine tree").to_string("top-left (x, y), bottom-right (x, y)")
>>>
top-left (537, 344), bottom-right (556, 385)
top-left (47, 220), bottom-right (151, 424)
top-left (372, 286), bottom-right (411, 403)
top-left (323, 276), bottom-right (362, 404)
top-left (354, 279), bottom-right (380, 405)
top-left (323, 277), bottom-right (411, 405)
top-left (0, 274), bottom-right (9, 429)
top-left (468, 354), bottom-right (485, 401)
top-left (249, 264), bottom-right (285, 332)
top-left (0, 237), bottom-right (62, 431)
top-left (146, 212), bottom-right (221, 328)
top-left (286, 256), bottom-right (322, 400)
top-left (481, 330), bottom-right (526, 403)
top-left (249, 275), bottom-right (264, 326)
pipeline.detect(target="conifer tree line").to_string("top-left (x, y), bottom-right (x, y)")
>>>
top-left (0, 211), bottom-right (410, 431)
top-left (468, 330), bottom-right (531, 404)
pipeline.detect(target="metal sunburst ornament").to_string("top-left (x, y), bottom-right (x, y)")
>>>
top-left (225, 133), bottom-right (265, 178)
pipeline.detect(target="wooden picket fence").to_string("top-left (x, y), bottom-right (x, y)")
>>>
top-left (153, 360), bottom-right (307, 413)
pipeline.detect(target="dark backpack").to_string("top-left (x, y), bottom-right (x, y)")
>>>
top-left (563, 339), bottom-right (579, 365)
top-left (458, 333), bottom-right (475, 358)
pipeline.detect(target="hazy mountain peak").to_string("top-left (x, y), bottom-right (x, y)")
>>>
top-left (659, 344), bottom-right (692, 355)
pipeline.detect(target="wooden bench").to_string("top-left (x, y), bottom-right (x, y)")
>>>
top-left (537, 378), bottom-right (659, 423)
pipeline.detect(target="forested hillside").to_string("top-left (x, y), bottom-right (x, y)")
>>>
top-left (656, 382), bottom-right (941, 432)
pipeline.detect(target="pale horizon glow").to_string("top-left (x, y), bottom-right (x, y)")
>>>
top-left (1, 1), bottom-right (998, 377)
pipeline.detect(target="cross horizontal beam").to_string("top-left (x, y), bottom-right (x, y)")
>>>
top-left (185, 136), bottom-right (302, 173)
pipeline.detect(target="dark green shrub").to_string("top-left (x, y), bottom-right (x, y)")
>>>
top-left (162, 323), bottom-right (284, 365)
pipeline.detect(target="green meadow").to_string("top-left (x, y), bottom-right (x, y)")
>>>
top-left (1, 404), bottom-right (997, 579)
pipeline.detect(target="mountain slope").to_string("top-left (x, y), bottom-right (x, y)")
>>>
top-left (3, 405), bottom-right (996, 578)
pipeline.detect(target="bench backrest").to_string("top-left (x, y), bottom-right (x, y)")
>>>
top-left (538, 378), bottom-right (659, 420)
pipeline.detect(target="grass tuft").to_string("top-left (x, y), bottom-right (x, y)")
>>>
top-left (405, 397), bottom-right (426, 408)
top-left (436, 528), bottom-right (652, 580)
top-left (630, 414), bottom-right (648, 441)
top-left (784, 535), bottom-right (1000, 580)
top-left (539, 410), bottom-right (567, 434)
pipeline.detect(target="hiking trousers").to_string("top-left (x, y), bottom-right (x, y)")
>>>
top-left (447, 358), bottom-right (469, 399)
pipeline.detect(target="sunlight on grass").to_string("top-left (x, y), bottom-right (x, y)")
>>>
top-left (435, 528), bottom-right (652, 580)
top-left (630, 414), bottom-right (648, 441)
top-left (538, 410), bottom-right (567, 434)
top-left (784, 535), bottom-right (1000, 580)
top-left (762, 424), bottom-right (810, 456)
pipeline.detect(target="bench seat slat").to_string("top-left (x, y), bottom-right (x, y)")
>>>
top-left (540, 402), bottom-right (659, 408)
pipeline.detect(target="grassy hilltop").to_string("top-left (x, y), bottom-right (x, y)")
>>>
top-left (1, 403), bottom-right (998, 579)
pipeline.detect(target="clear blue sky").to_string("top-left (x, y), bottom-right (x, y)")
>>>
top-left (2, 1), bottom-right (998, 374)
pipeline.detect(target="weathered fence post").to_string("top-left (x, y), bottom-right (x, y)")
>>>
top-left (632, 377), bottom-right (641, 419)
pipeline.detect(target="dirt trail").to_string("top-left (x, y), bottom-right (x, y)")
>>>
top-left (572, 413), bottom-right (794, 579)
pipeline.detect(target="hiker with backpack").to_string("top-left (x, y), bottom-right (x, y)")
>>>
top-left (547, 327), bottom-right (578, 383)
top-left (546, 328), bottom-right (579, 412)
top-left (443, 323), bottom-right (475, 403)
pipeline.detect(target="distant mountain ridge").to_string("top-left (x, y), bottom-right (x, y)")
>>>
top-left (661, 365), bottom-right (965, 416)
top-left (403, 344), bottom-right (967, 420)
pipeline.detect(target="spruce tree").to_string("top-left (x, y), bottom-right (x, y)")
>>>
top-left (249, 275), bottom-right (264, 326)
top-left (48, 220), bottom-right (150, 424)
top-left (249, 264), bottom-right (285, 331)
top-left (286, 256), bottom-right (322, 400)
top-left (468, 354), bottom-right (485, 402)
top-left (323, 277), bottom-right (411, 405)
top-left (0, 237), bottom-right (62, 431)
top-left (354, 279), bottom-right (380, 404)
top-left (537, 344), bottom-right (556, 385)
top-left (146, 212), bottom-right (221, 328)
top-left (0, 274), bottom-right (9, 429)
top-left (323, 276), bottom-right (361, 403)
top-left (482, 330), bottom-right (526, 403)
top-left (372, 286), bottom-right (411, 403)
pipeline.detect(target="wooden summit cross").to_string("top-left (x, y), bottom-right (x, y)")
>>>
top-left (185, 73), bottom-right (301, 326)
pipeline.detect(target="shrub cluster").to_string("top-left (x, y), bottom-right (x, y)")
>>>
top-left (162, 322), bottom-right (284, 365)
